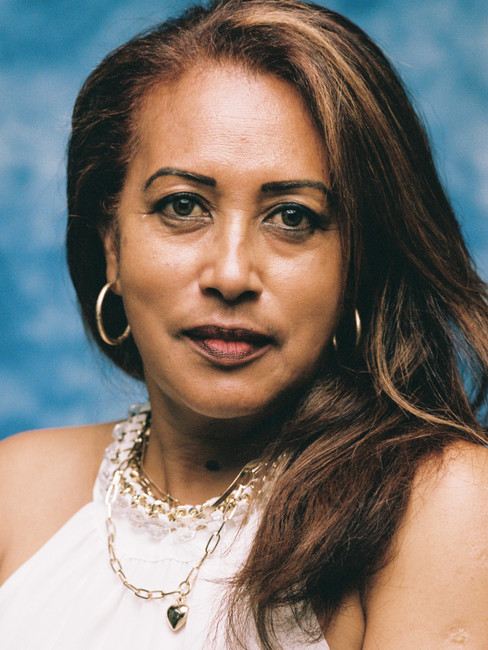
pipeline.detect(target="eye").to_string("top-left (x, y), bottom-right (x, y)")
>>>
top-left (265, 203), bottom-right (321, 235)
top-left (280, 206), bottom-right (310, 227)
top-left (153, 193), bottom-right (209, 220)
top-left (170, 197), bottom-right (196, 216)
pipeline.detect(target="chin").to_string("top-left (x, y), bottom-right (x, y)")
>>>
top-left (188, 383), bottom-right (301, 423)
top-left (192, 399), bottom-right (276, 421)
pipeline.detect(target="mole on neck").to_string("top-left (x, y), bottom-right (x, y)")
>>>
top-left (205, 460), bottom-right (221, 472)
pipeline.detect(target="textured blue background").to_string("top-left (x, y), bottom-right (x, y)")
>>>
top-left (1, 0), bottom-right (487, 439)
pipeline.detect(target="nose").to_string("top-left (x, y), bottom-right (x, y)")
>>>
top-left (198, 219), bottom-right (263, 303)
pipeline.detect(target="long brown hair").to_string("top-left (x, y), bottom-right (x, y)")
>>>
top-left (66, 1), bottom-right (488, 646)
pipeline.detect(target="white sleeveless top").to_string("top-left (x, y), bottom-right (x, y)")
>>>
top-left (0, 405), bottom-right (329, 650)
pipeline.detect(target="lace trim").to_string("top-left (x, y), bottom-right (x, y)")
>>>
top-left (97, 404), bottom-right (252, 541)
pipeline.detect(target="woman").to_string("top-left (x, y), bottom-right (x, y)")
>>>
top-left (1, 0), bottom-right (488, 648)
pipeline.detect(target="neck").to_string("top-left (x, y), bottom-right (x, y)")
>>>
top-left (142, 391), bottom-right (284, 506)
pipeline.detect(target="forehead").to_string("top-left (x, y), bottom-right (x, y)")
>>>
top-left (129, 63), bottom-right (328, 185)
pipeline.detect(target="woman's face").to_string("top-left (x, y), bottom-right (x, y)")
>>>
top-left (104, 64), bottom-right (344, 424)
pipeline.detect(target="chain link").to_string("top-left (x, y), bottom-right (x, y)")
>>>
top-left (104, 461), bottom-right (259, 605)
top-left (106, 510), bottom-right (180, 600)
top-left (103, 409), bottom-right (272, 618)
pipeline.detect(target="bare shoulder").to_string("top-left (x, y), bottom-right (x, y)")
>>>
top-left (0, 421), bottom-right (115, 500)
top-left (364, 441), bottom-right (488, 649)
top-left (406, 441), bottom-right (488, 546)
top-left (0, 421), bottom-right (115, 585)
top-left (419, 438), bottom-right (488, 490)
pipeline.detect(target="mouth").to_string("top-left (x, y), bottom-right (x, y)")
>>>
top-left (183, 325), bottom-right (274, 365)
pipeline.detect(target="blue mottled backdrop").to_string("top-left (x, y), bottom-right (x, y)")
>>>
top-left (1, 0), bottom-right (487, 439)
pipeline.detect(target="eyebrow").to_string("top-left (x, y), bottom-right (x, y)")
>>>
top-left (144, 167), bottom-right (330, 196)
top-left (144, 167), bottom-right (217, 191)
top-left (261, 180), bottom-right (330, 196)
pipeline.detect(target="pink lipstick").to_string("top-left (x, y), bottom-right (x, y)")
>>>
top-left (183, 325), bottom-right (273, 364)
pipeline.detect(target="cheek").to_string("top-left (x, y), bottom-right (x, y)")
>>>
top-left (292, 285), bottom-right (342, 356)
top-left (118, 232), bottom-right (192, 297)
top-left (276, 246), bottom-right (344, 333)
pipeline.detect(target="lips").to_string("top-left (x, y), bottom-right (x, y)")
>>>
top-left (183, 325), bottom-right (273, 363)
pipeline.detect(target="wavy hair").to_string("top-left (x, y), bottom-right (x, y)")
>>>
top-left (66, 1), bottom-right (488, 647)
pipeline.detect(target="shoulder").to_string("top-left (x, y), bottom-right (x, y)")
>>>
top-left (0, 422), bottom-right (115, 501)
top-left (0, 422), bottom-right (115, 585)
top-left (407, 440), bottom-right (488, 526)
top-left (363, 441), bottom-right (488, 648)
top-left (404, 441), bottom-right (488, 551)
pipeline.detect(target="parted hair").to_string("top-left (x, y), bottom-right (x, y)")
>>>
top-left (66, 1), bottom-right (488, 647)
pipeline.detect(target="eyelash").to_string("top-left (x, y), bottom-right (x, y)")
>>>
top-left (152, 192), bottom-right (327, 238)
top-left (152, 192), bottom-right (210, 220)
top-left (264, 202), bottom-right (323, 236)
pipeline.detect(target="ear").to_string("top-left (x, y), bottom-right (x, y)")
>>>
top-left (101, 227), bottom-right (122, 295)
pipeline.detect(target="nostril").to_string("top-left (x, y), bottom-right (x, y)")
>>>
top-left (198, 254), bottom-right (263, 302)
top-left (201, 286), bottom-right (260, 305)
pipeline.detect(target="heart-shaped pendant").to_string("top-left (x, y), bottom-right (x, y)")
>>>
top-left (167, 604), bottom-right (189, 631)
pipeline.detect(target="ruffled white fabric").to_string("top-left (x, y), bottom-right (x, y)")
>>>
top-left (0, 406), bottom-right (329, 650)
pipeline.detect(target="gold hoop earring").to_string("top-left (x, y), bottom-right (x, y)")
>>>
top-left (332, 308), bottom-right (361, 352)
top-left (354, 308), bottom-right (361, 347)
top-left (95, 281), bottom-right (131, 346)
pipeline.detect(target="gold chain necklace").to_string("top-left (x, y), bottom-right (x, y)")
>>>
top-left (104, 412), bottom-right (268, 631)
